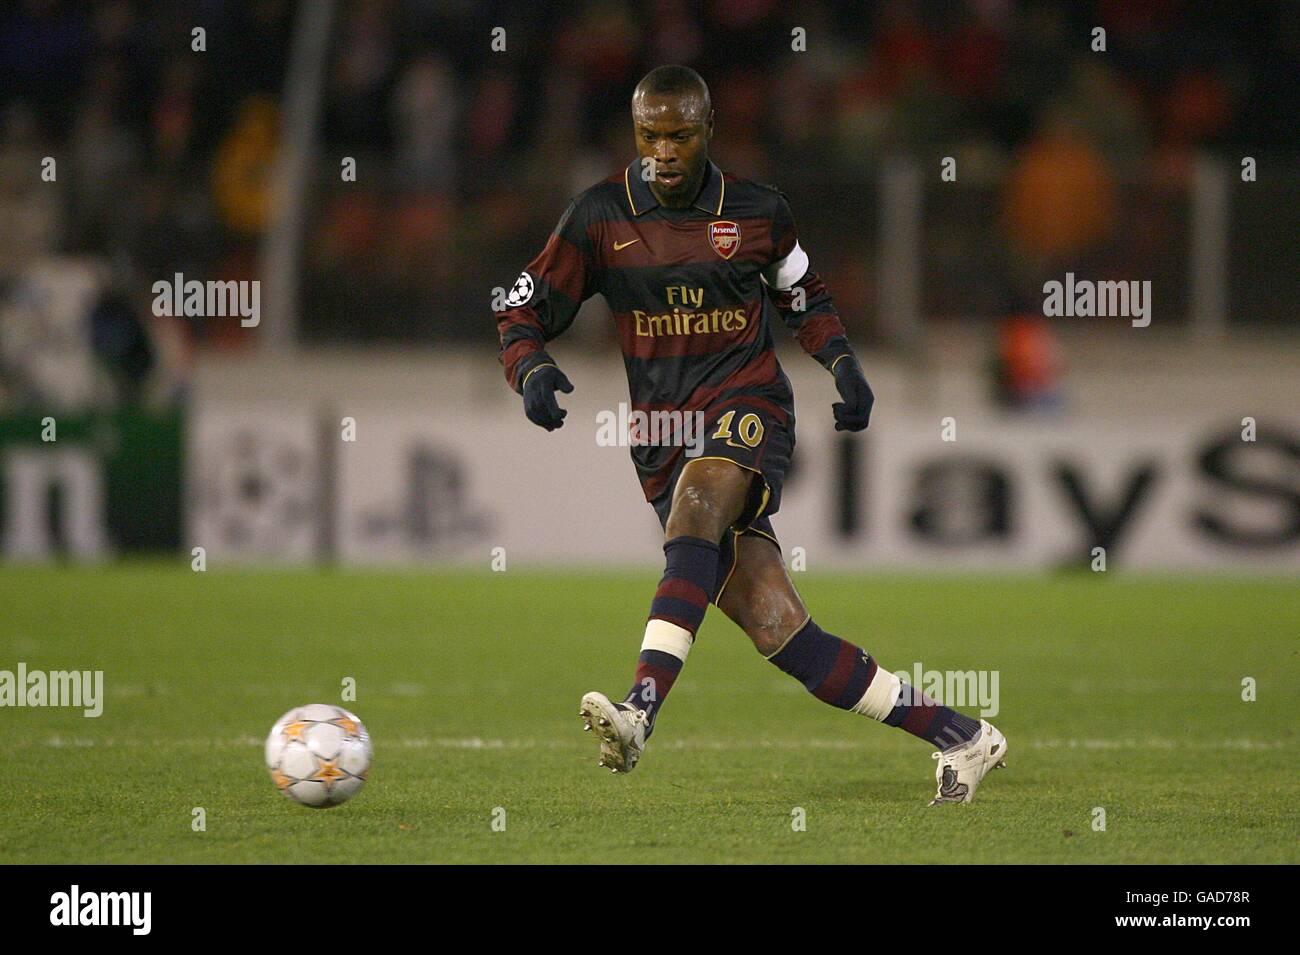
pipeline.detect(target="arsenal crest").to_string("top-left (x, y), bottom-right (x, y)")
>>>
top-left (708, 221), bottom-right (741, 260)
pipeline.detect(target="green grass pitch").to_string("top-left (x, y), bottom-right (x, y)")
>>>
top-left (2, 564), bottom-right (1296, 864)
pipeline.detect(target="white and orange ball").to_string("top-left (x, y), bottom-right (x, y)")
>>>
top-left (265, 704), bottom-right (372, 808)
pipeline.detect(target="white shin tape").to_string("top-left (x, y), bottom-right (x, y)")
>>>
top-left (852, 666), bottom-right (902, 721)
top-left (642, 618), bottom-right (693, 662)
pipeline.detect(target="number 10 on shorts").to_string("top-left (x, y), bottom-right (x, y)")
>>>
top-left (712, 409), bottom-right (764, 449)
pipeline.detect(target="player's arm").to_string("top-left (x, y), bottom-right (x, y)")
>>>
top-left (495, 199), bottom-right (595, 431)
top-left (762, 194), bottom-right (874, 432)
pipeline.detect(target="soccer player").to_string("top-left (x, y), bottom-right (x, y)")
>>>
top-left (495, 66), bottom-right (1007, 804)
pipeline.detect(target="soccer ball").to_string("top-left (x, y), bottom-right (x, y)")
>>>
top-left (265, 704), bottom-right (372, 808)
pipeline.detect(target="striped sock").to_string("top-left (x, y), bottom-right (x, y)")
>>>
top-left (882, 681), bottom-right (983, 750)
top-left (645, 535), bottom-right (719, 634)
top-left (766, 618), bottom-right (876, 708)
top-left (625, 645), bottom-right (684, 735)
top-left (623, 536), bottom-right (719, 735)
top-left (767, 619), bottom-right (982, 750)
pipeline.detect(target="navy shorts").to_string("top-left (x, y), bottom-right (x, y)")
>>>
top-left (648, 396), bottom-right (793, 603)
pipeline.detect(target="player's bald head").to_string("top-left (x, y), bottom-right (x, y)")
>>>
top-left (631, 66), bottom-right (714, 208)
top-left (632, 65), bottom-right (711, 124)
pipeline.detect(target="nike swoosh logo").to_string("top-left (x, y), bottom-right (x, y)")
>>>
top-left (613, 238), bottom-right (641, 251)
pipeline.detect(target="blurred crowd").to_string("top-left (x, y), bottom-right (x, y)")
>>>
top-left (0, 0), bottom-right (1294, 407)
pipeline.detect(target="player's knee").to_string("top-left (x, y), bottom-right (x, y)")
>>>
top-left (665, 485), bottom-right (726, 541)
top-left (665, 465), bottom-right (748, 542)
top-left (744, 620), bottom-right (788, 656)
top-left (735, 592), bottom-right (805, 657)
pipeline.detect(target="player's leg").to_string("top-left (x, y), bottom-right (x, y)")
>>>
top-left (625, 458), bottom-right (752, 727)
top-left (717, 534), bottom-right (1008, 803)
top-left (717, 532), bottom-right (980, 746)
top-left (626, 456), bottom-right (752, 719)
top-left (581, 457), bottom-right (754, 772)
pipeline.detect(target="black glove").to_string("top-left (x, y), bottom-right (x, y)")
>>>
top-left (522, 363), bottom-right (573, 431)
top-left (831, 356), bottom-right (874, 431)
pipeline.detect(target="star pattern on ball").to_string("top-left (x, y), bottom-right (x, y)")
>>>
top-left (312, 759), bottom-right (345, 784)
top-left (267, 706), bottom-right (371, 808)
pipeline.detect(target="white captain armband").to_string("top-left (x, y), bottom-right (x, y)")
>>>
top-left (760, 241), bottom-right (810, 291)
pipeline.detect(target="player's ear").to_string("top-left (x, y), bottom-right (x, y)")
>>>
top-left (705, 109), bottom-right (715, 139)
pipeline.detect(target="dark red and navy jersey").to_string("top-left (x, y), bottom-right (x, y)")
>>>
top-left (495, 159), bottom-right (855, 500)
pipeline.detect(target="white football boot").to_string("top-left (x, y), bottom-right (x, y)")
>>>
top-left (579, 691), bottom-right (648, 774)
top-left (929, 719), bottom-right (1008, 805)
